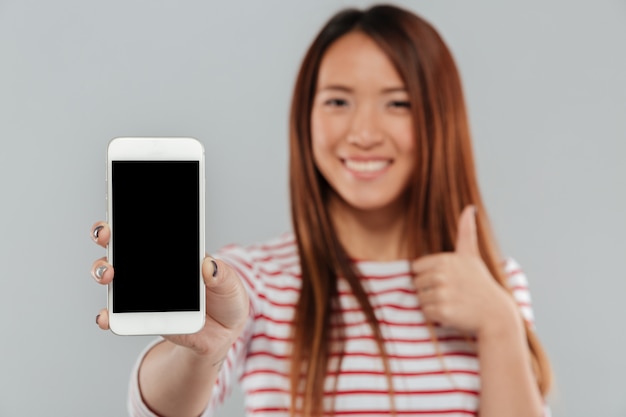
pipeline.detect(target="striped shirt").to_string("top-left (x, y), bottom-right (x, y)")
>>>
top-left (128, 232), bottom-right (538, 417)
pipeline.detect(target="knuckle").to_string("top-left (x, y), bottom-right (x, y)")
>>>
top-left (438, 305), bottom-right (453, 321)
top-left (421, 304), bottom-right (434, 317)
top-left (434, 287), bottom-right (447, 301)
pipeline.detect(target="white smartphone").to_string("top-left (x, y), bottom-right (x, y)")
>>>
top-left (106, 137), bottom-right (206, 335)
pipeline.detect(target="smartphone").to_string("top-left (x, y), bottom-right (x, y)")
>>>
top-left (106, 137), bottom-right (205, 335)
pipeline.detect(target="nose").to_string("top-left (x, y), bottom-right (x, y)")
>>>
top-left (346, 104), bottom-right (384, 148)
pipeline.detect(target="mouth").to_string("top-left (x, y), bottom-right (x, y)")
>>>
top-left (342, 158), bottom-right (392, 176)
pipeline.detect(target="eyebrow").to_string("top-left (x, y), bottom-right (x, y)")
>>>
top-left (317, 85), bottom-right (408, 94)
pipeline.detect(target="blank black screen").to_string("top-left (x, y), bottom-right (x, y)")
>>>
top-left (112, 161), bottom-right (200, 313)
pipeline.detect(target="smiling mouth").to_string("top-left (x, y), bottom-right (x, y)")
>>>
top-left (343, 159), bottom-right (391, 173)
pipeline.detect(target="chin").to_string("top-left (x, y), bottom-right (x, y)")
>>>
top-left (340, 193), bottom-right (402, 213)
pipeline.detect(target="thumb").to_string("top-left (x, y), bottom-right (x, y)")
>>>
top-left (455, 205), bottom-right (480, 256)
top-left (202, 257), bottom-right (249, 329)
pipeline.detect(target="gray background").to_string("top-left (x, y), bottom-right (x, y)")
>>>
top-left (0, 0), bottom-right (624, 416)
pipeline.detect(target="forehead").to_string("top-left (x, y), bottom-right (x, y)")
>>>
top-left (317, 31), bottom-right (404, 88)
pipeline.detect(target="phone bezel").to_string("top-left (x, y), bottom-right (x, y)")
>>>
top-left (106, 137), bottom-right (206, 335)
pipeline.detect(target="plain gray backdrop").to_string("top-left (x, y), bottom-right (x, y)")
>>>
top-left (1, 1), bottom-right (624, 416)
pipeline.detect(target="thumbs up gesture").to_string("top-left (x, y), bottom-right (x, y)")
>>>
top-left (412, 206), bottom-right (518, 336)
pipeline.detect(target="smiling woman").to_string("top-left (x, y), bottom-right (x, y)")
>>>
top-left (89, 4), bottom-right (551, 417)
top-left (285, 5), bottom-right (551, 416)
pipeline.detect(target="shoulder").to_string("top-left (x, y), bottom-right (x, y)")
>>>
top-left (215, 231), bottom-right (300, 295)
top-left (217, 231), bottom-right (299, 271)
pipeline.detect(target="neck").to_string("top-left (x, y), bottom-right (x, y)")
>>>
top-left (328, 194), bottom-right (409, 262)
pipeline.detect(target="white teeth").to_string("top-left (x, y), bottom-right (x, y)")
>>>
top-left (344, 159), bottom-right (390, 173)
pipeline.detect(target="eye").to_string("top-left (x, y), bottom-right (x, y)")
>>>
top-left (388, 100), bottom-right (411, 109)
top-left (324, 98), bottom-right (349, 107)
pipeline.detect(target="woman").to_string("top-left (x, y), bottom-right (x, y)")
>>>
top-left (91, 4), bottom-right (551, 416)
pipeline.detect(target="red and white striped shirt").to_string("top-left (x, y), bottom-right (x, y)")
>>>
top-left (128, 232), bottom-right (539, 417)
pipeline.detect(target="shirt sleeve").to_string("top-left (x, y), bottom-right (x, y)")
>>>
top-left (126, 243), bottom-right (264, 417)
top-left (503, 257), bottom-right (535, 327)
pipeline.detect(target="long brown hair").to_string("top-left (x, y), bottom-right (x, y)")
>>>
top-left (288, 5), bottom-right (551, 416)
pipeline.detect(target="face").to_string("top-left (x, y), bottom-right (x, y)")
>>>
top-left (311, 31), bottom-right (415, 214)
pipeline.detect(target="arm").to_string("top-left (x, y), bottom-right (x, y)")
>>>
top-left (137, 339), bottom-right (231, 417)
top-left (91, 222), bottom-right (250, 417)
top-left (476, 298), bottom-right (544, 417)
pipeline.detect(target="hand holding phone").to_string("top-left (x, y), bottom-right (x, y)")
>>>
top-left (91, 223), bottom-right (250, 350)
top-left (90, 137), bottom-right (251, 416)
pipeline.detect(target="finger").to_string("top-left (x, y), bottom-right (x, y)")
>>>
top-left (95, 308), bottom-right (110, 330)
top-left (202, 257), bottom-right (249, 329)
top-left (418, 280), bottom-right (447, 302)
top-left (421, 304), bottom-right (444, 324)
top-left (411, 254), bottom-right (445, 275)
top-left (417, 289), bottom-right (436, 307)
top-left (91, 257), bottom-right (114, 284)
top-left (455, 205), bottom-right (479, 256)
top-left (91, 222), bottom-right (110, 248)
top-left (413, 271), bottom-right (443, 292)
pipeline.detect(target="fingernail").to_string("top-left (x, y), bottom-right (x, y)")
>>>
top-left (93, 225), bottom-right (104, 240)
top-left (96, 314), bottom-right (100, 325)
top-left (95, 265), bottom-right (107, 280)
top-left (211, 259), bottom-right (218, 277)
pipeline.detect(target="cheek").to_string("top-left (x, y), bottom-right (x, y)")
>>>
top-left (310, 111), bottom-right (331, 175)
top-left (311, 107), bottom-right (351, 148)
top-left (311, 109), bottom-right (340, 162)
top-left (311, 138), bottom-right (325, 174)
top-left (390, 119), bottom-right (415, 155)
